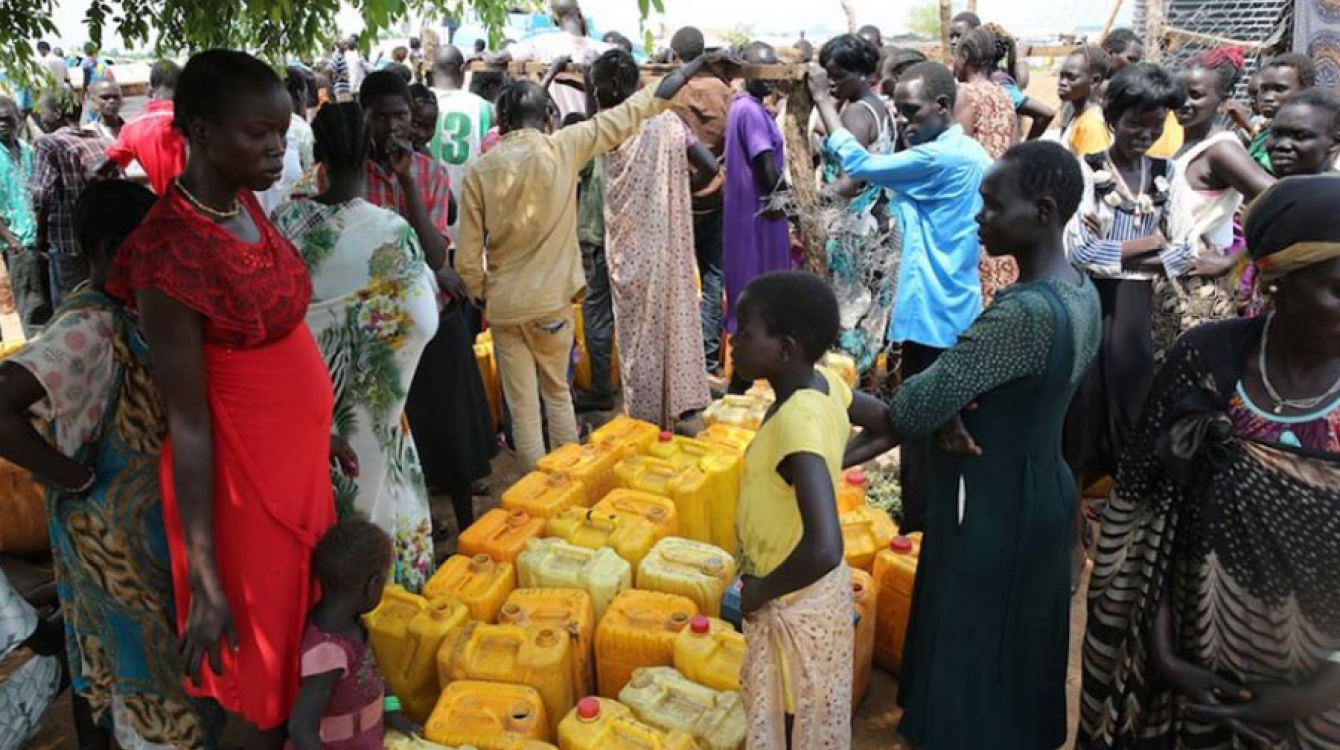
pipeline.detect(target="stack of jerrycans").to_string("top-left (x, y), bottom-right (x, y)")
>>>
top-left (673, 615), bottom-right (743, 693)
top-left (458, 509), bottom-right (546, 564)
top-left (499, 588), bottom-right (598, 697)
top-left (559, 697), bottom-right (698, 750)
top-left (424, 680), bottom-right (552, 749)
top-left (591, 489), bottom-right (679, 543)
top-left (515, 537), bottom-right (632, 620)
top-left (841, 504), bottom-right (899, 572)
top-left (436, 622), bottom-right (574, 736)
top-left (637, 537), bottom-right (737, 618)
top-left (872, 534), bottom-right (922, 673)
top-left (619, 666), bottom-right (746, 750)
top-left (595, 590), bottom-right (699, 698)
top-left (424, 554), bottom-right (516, 622)
top-left (364, 586), bottom-right (470, 723)
top-left (545, 507), bottom-right (660, 569)
top-left (501, 471), bottom-right (586, 520)
top-left (589, 416), bottom-right (661, 456)
top-left (645, 432), bottom-right (742, 555)
top-left (615, 456), bottom-right (713, 547)
top-left (537, 442), bottom-right (623, 508)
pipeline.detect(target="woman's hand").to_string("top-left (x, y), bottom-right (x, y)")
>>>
top-left (436, 266), bottom-right (469, 302)
top-left (934, 411), bottom-right (983, 457)
top-left (331, 435), bottom-right (359, 478)
top-left (388, 138), bottom-right (415, 177)
top-left (180, 571), bottom-right (237, 687)
top-left (1189, 244), bottom-right (1246, 278)
top-left (806, 65), bottom-right (832, 103)
top-left (739, 574), bottom-right (767, 616)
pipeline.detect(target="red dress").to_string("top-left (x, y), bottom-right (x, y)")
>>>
top-left (107, 187), bottom-right (336, 729)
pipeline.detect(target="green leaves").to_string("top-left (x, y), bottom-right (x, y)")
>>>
top-left (0, 0), bottom-right (664, 81)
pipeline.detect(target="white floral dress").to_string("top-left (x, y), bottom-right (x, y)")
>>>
top-left (273, 198), bottom-right (440, 592)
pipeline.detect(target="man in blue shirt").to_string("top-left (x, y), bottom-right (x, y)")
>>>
top-left (810, 60), bottom-right (990, 531)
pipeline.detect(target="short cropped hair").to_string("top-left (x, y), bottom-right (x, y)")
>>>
top-left (738, 272), bottom-right (841, 362)
top-left (997, 141), bottom-right (1085, 223)
top-left (901, 61), bottom-right (958, 109)
top-left (359, 69), bottom-right (412, 109)
top-left (173, 49), bottom-right (282, 136)
top-left (1102, 28), bottom-right (1141, 57)
top-left (313, 519), bottom-right (393, 595)
top-left (671, 26), bottom-right (705, 61)
top-left (1263, 53), bottom-right (1318, 89)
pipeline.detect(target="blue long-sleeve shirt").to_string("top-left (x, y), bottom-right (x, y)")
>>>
top-left (825, 125), bottom-right (991, 349)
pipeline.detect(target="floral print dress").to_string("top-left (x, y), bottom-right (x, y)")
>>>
top-left (273, 198), bottom-right (440, 592)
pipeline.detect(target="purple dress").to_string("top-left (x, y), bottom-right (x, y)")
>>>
top-left (723, 92), bottom-right (791, 332)
top-left (287, 624), bottom-right (385, 750)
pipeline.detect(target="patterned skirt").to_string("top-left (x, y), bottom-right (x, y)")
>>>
top-left (1151, 271), bottom-right (1238, 366)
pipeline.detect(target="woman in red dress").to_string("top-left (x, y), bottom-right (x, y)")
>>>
top-left (107, 49), bottom-right (336, 747)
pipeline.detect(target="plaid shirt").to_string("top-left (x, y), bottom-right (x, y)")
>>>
top-left (362, 153), bottom-right (452, 241)
top-left (29, 126), bottom-right (115, 255)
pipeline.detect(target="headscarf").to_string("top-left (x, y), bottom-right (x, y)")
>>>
top-left (1244, 174), bottom-right (1340, 281)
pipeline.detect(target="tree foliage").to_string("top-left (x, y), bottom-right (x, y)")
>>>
top-left (907, 1), bottom-right (941, 40)
top-left (0, 0), bottom-right (658, 82)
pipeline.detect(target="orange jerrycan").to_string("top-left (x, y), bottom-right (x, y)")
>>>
top-left (645, 433), bottom-right (743, 554)
top-left (503, 472), bottom-right (586, 520)
top-left (822, 351), bottom-right (858, 387)
top-left (546, 508), bottom-right (659, 568)
top-left (364, 586), bottom-right (470, 723)
top-left (872, 535), bottom-right (919, 673)
top-left (592, 490), bottom-right (678, 541)
top-left (636, 537), bottom-right (737, 618)
top-left (840, 505), bottom-right (899, 572)
top-left (515, 538), bottom-right (632, 620)
top-left (702, 394), bottom-right (769, 431)
top-left (458, 509), bottom-right (547, 564)
top-left (438, 623), bottom-right (575, 736)
top-left (615, 456), bottom-right (713, 545)
top-left (595, 590), bottom-right (699, 698)
top-left (425, 680), bottom-right (549, 749)
top-left (851, 568), bottom-right (877, 711)
top-left (423, 554), bottom-right (516, 622)
top-left (693, 423), bottom-right (754, 455)
top-left (590, 416), bottom-right (661, 457)
top-left (837, 469), bottom-right (869, 513)
top-left (538, 442), bottom-right (623, 507)
top-left (475, 331), bottom-right (503, 427)
top-left (558, 697), bottom-right (700, 750)
top-left (619, 667), bottom-right (746, 750)
top-left (500, 589), bottom-right (598, 698)
top-left (673, 615), bottom-right (743, 693)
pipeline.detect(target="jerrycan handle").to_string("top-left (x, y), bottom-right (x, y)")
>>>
top-left (658, 548), bottom-right (728, 578)
top-left (583, 510), bottom-right (620, 533)
top-left (610, 718), bottom-right (660, 749)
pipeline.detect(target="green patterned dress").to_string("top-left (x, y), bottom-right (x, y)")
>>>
top-left (273, 198), bottom-right (440, 591)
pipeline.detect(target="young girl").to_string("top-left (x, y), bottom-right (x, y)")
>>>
top-left (730, 271), bottom-right (894, 749)
top-left (288, 520), bottom-right (414, 749)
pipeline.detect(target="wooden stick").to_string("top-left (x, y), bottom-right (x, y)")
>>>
top-left (1145, 0), bottom-right (1165, 60)
top-left (1159, 25), bottom-right (1268, 49)
top-left (938, 0), bottom-right (953, 63)
top-left (1099, 0), bottom-right (1125, 41)
top-left (465, 60), bottom-right (807, 81)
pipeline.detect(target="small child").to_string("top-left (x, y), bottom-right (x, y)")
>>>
top-left (408, 84), bottom-right (438, 157)
top-left (288, 519), bottom-right (415, 749)
top-left (731, 271), bottom-right (894, 750)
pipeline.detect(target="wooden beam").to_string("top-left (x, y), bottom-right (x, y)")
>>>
top-left (1160, 25), bottom-right (1269, 49)
top-left (1021, 44), bottom-right (1079, 58)
top-left (1145, 0), bottom-right (1165, 60)
top-left (1099, 0), bottom-right (1125, 41)
top-left (465, 60), bottom-right (808, 80)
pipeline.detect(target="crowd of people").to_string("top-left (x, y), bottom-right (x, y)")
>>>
top-left (0, 2), bottom-right (1335, 749)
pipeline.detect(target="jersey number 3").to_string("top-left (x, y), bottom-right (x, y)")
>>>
top-left (437, 112), bottom-right (473, 165)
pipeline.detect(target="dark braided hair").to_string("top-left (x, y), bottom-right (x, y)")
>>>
top-left (591, 48), bottom-right (640, 94)
top-left (173, 49), bottom-right (282, 136)
top-left (958, 27), bottom-right (997, 71)
top-left (997, 141), bottom-right (1085, 223)
top-left (311, 102), bottom-right (369, 175)
top-left (982, 23), bottom-right (1017, 72)
top-left (1188, 46), bottom-right (1246, 98)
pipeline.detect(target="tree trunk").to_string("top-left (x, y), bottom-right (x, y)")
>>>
top-left (939, 0), bottom-right (953, 62)
top-left (838, 0), bottom-right (858, 33)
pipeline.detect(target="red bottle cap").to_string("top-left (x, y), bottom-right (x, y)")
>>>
top-left (659, 430), bottom-right (674, 442)
top-left (690, 615), bottom-right (710, 634)
top-left (577, 697), bottom-right (601, 720)
top-left (890, 535), bottom-right (914, 553)
top-left (845, 469), bottom-right (866, 486)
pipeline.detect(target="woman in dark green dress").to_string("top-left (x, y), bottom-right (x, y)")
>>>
top-left (847, 140), bottom-right (1102, 750)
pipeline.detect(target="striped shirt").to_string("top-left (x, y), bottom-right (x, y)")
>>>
top-left (1065, 156), bottom-right (1194, 281)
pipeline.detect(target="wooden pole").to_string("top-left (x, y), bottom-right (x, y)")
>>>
top-left (939, 0), bottom-right (953, 63)
top-left (465, 60), bottom-right (808, 81)
top-left (967, 0), bottom-right (978, 12)
top-left (1144, 0), bottom-right (1165, 61)
top-left (1099, 0), bottom-right (1125, 41)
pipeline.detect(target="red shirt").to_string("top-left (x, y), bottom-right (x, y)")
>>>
top-left (105, 99), bottom-right (187, 195)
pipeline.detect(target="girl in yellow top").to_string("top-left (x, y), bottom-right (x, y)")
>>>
top-left (731, 271), bottom-right (895, 750)
top-left (1057, 46), bottom-right (1112, 156)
